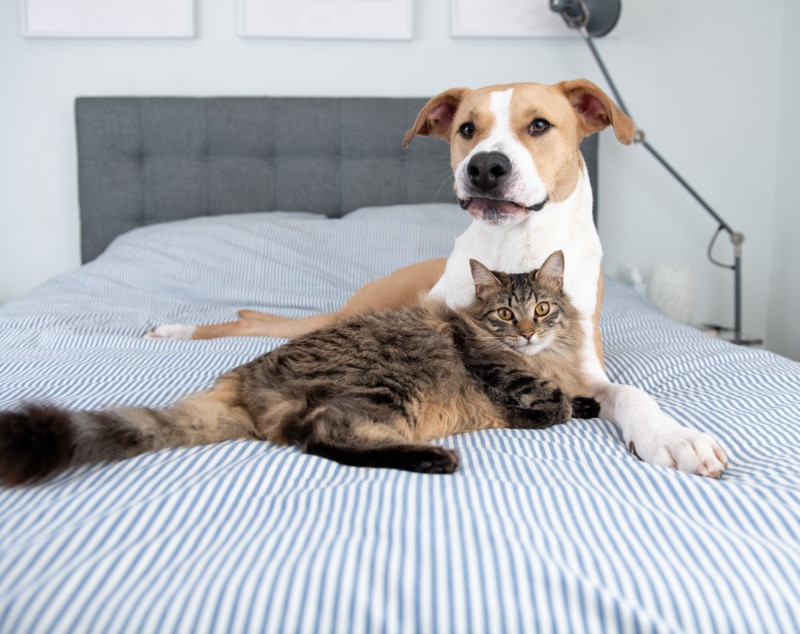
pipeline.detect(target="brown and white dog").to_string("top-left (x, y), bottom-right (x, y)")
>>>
top-left (147, 79), bottom-right (728, 477)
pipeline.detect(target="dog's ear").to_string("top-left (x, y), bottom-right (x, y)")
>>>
top-left (558, 79), bottom-right (635, 145)
top-left (403, 88), bottom-right (468, 148)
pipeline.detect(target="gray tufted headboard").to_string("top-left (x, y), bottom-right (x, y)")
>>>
top-left (75, 97), bottom-right (598, 263)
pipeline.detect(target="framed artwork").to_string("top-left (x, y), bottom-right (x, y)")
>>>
top-left (20, 0), bottom-right (195, 38)
top-left (238, 0), bottom-right (412, 40)
top-left (451, 0), bottom-right (574, 38)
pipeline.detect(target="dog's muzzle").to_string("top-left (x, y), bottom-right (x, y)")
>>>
top-left (460, 151), bottom-right (548, 224)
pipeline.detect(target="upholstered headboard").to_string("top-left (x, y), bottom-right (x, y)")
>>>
top-left (75, 97), bottom-right (598, 263)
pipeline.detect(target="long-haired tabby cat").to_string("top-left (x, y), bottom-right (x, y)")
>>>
top-left (0, 251), bottom-right (598, 484)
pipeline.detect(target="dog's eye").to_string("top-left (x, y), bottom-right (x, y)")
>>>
top-left (496, 307), bottom-right (514, 321)
top-left (458, 122), bottom-right (476, 139)
top-left (528, 118), bottom-right (551, 136)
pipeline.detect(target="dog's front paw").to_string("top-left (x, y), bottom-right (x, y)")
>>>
top-left (142, 323), bottom-right (196, 340)
top-left (628, 427), bottom-right (728, 478)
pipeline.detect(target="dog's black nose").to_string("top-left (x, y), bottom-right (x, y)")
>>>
top-left (467, 152), bottom-right (512, 192)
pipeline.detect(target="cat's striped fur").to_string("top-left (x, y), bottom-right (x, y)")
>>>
top-left (0, 252), bottom-right (598, 484)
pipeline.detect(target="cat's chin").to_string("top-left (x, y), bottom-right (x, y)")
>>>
top-left (517, 341), bottom-right (548, 356)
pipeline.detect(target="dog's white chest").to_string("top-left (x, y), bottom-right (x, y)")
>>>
top-left (430, 171), bottom-right (602, 318)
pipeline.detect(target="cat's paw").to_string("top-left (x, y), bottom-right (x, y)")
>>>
top-left (628, 427), bottom-right (728, 478)
top-left (519, 382), bottom-right (565, 409)
top-left (405, 446), bottom-right (460, 474)
top-left (142, 324), bottom-right (196, 340)
top-left (570, 396), bottom-right (600, 419)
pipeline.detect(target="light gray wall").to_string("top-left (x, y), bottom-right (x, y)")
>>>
top-left (1, 0), bottom-right (795, 358)
top-left (767, 0), bottom-right (800, 360)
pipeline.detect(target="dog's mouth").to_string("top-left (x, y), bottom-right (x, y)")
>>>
top-left (459, 197), bottom-right (548, 225)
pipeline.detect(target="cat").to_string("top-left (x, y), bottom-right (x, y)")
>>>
top-left (0, 251), bottom-right (598, 484)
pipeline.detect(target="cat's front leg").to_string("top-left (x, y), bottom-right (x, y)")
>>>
top-left (500, 377), bottom-right (572, 429)
top-left (464, 359), bottom-right (569, 427)
top-left (504, 391), bottom-right (601, 429)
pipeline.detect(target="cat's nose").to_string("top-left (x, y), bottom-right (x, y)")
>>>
top-left (520, 330), bottom-right (535, 341)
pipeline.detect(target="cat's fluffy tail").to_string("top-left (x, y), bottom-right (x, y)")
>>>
top-left (0, 375), bottom-right (254, 486)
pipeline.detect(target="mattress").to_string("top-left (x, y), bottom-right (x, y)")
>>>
top-left (1, 204), bottom-right (799, 633)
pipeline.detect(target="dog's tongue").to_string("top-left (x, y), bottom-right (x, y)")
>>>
top-left (465, 198), bottom-right (527, 224)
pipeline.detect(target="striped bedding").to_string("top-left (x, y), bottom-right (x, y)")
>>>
top-left (1, 203), bottom-right (799, 633)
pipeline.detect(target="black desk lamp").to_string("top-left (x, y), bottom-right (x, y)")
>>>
top-left (550, 0), bottom-right (759, 345)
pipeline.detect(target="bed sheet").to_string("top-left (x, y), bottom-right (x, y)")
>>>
top-left (1, 204), bottom-right (799, 633)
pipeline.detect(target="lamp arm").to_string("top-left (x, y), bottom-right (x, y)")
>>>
top-left (576, 25), bottom-right (748, 341)
top-left (580, 26), bottom-right (735, 234)
top-left (639, 139), bottom-right (736, 237)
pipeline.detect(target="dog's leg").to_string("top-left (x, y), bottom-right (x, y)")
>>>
top-left (593, 277), bottom-right (606, 372)
top-left (236, 310), bottom-right (294, 323)
top-left (583, 348), bottom-right (728, 477)
top-left (595, 380), bottom-right (728, 477)
top-left (143, 259), bottom-right (446, 340)
top-left (583, 293), bottom-right (727, 477)
top-left (188, 311), bottom-right (348, 340)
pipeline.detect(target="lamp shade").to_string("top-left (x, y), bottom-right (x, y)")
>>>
top-left (549, 0), bottom-right (621, 37)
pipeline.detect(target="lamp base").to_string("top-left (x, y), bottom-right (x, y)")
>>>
top-left (697, 324), bottom-right (763, 347)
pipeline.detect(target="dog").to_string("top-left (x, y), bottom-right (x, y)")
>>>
top-left (146, 79), bottom-right (728, 478)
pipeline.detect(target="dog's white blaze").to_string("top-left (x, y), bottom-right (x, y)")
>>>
top-left (491, 89), bottom-right (549, 207)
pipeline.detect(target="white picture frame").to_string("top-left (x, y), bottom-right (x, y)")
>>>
top-left (451, 0), bottom-right (577, 38)
top-left (20, 0), bottom-right (195, 39)
top-left (238, 0), bottom-right (412, 40)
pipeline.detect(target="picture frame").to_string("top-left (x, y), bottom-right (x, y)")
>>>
top-left (20, 0), bottom-right (195, 39)
top-left (451, 0), bottom-right (575, 38)
top-left (238, 0), bottom-right (412, 40)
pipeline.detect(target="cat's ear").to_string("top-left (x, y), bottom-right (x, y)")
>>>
top-left (470, 259), bottom-right (505, 298)
top-left (533, 251), bottom-right (565, 291)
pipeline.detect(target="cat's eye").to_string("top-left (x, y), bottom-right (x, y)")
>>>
top-left (497, 308), bottom-right (514, 321)
top-left (535, 302), bottom-right (550, 317)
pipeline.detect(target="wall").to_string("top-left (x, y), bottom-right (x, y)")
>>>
top-left (593, 0), bottom-right (784, 351)
top-left (767, 0), bottom-right (800, 360)
top-left (0, 0), bottom-right (794, 357)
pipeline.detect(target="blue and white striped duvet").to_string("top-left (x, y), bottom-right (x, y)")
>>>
top-left (1, 204), bottom-right (799, 633)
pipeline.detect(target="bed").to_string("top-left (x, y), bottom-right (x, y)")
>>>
top-left (1, 96), bottom-right (799, 633)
